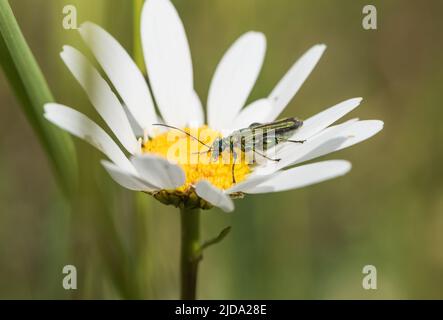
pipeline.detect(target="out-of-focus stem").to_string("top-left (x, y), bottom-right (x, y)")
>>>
top-left (133, 0), bottom-right (146, 74)
top-left (0, 0), bottom-right (77, 196)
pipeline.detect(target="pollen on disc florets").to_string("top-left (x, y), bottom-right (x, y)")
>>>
top-left (142, 126), bottom-right (251, 195)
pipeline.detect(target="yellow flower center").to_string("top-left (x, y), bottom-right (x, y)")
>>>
top-left (142, 127), bottom-right (251, 191)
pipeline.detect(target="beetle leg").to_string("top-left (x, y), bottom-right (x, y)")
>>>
top-left (232, 151), bottom-right (237, 184)
top-left (286, 139), bottom-right (306, 144)
top-left (253, 149), bottom-right (281, 162)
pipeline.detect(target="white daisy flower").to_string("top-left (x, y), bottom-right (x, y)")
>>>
top-left (44, 0), bottom-right (383, 213)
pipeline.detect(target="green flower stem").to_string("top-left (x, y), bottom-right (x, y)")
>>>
top-left (0, 0), bottom-right (77, 196)
top-left (180, 207), bottom-right (202, 300)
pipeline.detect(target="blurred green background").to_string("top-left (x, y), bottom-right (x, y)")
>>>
top-left (1, 0), bottom-right (443, 299)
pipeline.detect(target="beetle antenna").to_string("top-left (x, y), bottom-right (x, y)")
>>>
top-left (152, 124), bottom-right (212, 148)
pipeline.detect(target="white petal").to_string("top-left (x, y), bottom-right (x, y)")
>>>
top-left (228, 98), bottom-right (273, 133)
top-left (292, 137), bottom-right (349, 165)
top-left (293, 97), bottom-right (362, 141)
top-left (332, 120), bottom-right (384, 151)
top-left (244, 160), bottom-right (352, 194)
top-left (60, 46), bottom-right (139, 154)
top-left (293, 120), bottom-right (384, 165)
top-left (207, 32), bottom-right (266, 130)
top-left (195, 180), bottom-right (234, 212)
top-left (131, 154), bottom-right (185, 190)
top-left (101, 160), bottom-right (157, 192)
top-left (187, 91), bottom-right (204, 127)
top-left (123, 104), bottom-right (144, 138)
top-left (255, 119), bottom-right (358, 175)
top-left (79, 22), bottom-right (157, 134)
top-left (44, 103), bottom-right (135, 173)
top-left (268, 118), bottom-right (383, 172)
top-left (268, 44), bottom-right (326, 121)
top-left (141, 0), bottom-right (194, 127)
top-left (226, 172), bottom-right (276, 194)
